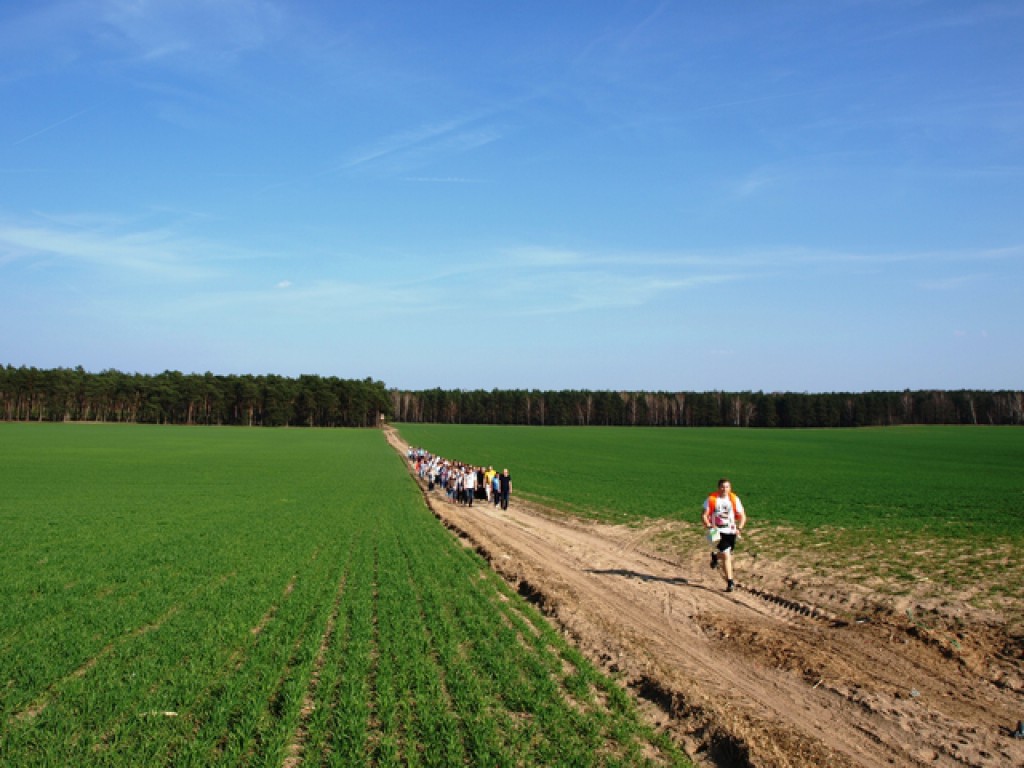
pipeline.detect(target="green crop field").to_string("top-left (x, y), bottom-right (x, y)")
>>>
top-left (396, 424), bottom-right (1024, 610)
top-left (0, 423), bottom-right (688, 767)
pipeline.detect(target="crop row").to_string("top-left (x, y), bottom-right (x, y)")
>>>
top-left (0, 424), bottom-right (687, 766)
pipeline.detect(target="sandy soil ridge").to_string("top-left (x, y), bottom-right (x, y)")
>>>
top-left (386, 430), bottom-right (1023, 768)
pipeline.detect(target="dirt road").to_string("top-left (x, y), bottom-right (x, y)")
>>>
top-left (388, 433), bottom-right (1024, 767)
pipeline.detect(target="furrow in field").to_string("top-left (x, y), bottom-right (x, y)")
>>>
top-left (282, 571), bottom-right (348, 768)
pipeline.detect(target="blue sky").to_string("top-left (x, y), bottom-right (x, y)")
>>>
top-left (2, 1), bottom-right (1022, 392)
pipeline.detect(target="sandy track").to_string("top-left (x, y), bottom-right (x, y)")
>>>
top-left (387, 431), bottom-right (1023, 768)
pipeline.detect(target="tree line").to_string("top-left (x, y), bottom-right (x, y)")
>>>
top-left (390, 387), bottom-right (1024, 427)
top-left (1, 366), bottom-right (389, 427)
top-left (3, 365), bottom-right (1021, 428)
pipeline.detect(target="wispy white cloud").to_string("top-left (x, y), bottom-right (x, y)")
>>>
top-left (99, 0), bottom-right (286, 67)
top-left (401, 176), bottom-right (484, 184)
top-left (473, 242), bottom-right (1024, 317)
top-left (0, 215), bottom-right (229, 280)
top-left (919, 273), bottom-right (988, 291)
top-left (890, 2), bottom-right (1024, 37)
top-left (499, 246), bottom-right (585, 267)
top-left (953, 329), bottom-right (989, 339)
top-left (733, 170), bottom-right (776, 198)
top-left (481, 246), bottom-right (738, 315)
top-left (170, 277), bottom-right (439, 322)
top-left (256, 114), bottom-right (502, 194)
top-left (697, 243), bottom-right (1024, 270)
top-left (551, 272), bottom-right (732, 314)
top-left (12, 106), bottom-right (96, 146)
top-left (139, 41), bottom-right (191, 62)
top-left (342, 120), bottom-right (502, 173)
top-left (342, 119), bottom-right (462, 169)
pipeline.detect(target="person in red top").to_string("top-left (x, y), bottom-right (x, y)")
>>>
top-left (702, 478), bottom-right (746, 592)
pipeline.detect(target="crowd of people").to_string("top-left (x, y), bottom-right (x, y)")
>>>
top-left (407, 447), bottom-right (747, 594)
top-left (407, 446), bottom-right (512, 510)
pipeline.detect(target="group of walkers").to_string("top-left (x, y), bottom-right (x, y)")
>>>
top-left (407, 447), bottom-right (512, 510)
top-left (407, 445), bottom-right (745, 593)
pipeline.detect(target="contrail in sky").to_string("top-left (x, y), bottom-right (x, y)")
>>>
top-left (13, 107), bottom-right (93, 146)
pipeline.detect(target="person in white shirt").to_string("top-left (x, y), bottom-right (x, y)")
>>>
top-left (702, 478), bottom-right (746, 593)
top-left (463, 467), bottom-right (476, 506)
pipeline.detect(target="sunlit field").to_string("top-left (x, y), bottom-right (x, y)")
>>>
top-left (395, 424), bottom-right (1024, 609)
top-left (0, 424), bottom-right (686, 767)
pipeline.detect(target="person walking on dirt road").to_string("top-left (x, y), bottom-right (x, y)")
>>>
top-left (703, 478), bottom-right (746, 592)
top-left (499, 468), bottom-right (512, 510)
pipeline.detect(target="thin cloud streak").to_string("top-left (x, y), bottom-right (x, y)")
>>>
top-left (0, 220), bottom-right (226, 280)
top-left (342, 120), bottom-right (503, 172)
top-left (402, 176), bottom-right (485, 184)
top-left (919, 274), bottom-right (988, 291)
top-left (553, 273), bottom-right (734, 315)
top-left (167, 278), bottom-right (444, 322)
top-left (13, 107), bottom-right (94, 146)
top-left (342, 119), bottom-right (467, 169)
top-left (256, 116), bottom-right (502, 194)
top-left (98, 0), bottom-right (286, 67)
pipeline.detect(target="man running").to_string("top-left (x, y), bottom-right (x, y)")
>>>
top-left (702, 478), bottom-right (746, 592)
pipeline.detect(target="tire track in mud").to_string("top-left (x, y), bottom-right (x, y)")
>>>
top-left (424, 495), bottom-right (850, 767)
top-left (398, 458), bottom-right (843, 765)
top-left (492, 501), bottom-right (847, 629)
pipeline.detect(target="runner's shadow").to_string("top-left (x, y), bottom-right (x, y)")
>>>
top-left (586, 568), bottom-right (689, 586)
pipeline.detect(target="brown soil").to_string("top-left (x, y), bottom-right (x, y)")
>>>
top-left (386, 429), bottom-right (1024, 768)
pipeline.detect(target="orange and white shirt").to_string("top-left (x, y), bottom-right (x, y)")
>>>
top-left (703, 492), bottom-right (744, 534)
